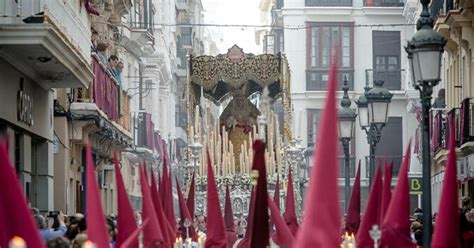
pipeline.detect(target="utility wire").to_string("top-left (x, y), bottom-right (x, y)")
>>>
top-left (128, 22), bottom-right (415, 30)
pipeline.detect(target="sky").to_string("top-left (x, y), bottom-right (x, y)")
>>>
top-left (201, 0), bottom-right (262, 54)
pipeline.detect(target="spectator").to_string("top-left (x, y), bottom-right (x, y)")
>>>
top-left (96, 42), bottom-right (109, 65)
top-left (197, 215), bottom-right (207, 233)
top-left (71, 233), bottom-right (88, 248)
top-left (91, 30), bottom-right (99, 53)
top-left (34, 212), bottom-right (67, 242)
top-left (46, 236), bottom-right (70, 248)
top-left (108, 55), bottom-right (119, 74)
top-left (432, 89), bottom-right (446, 108)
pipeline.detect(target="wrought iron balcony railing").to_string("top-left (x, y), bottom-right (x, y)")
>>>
top-left (364, 155), bottom-right (406, 178)
top-left (365, 69), bottom-right (406, 91)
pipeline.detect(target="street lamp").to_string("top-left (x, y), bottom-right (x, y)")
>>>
top-left (405, 0), bottom-right (446, 246)
top-left (338, 77), bottom-right (357, 212)
top-left (356, 81), bottom-right (393, 186)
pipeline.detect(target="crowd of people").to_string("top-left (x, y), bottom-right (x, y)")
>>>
top-left (32, 207), bottom-right (253, 248)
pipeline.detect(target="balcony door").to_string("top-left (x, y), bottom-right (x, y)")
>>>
top-left (372, 31), bottom-right (401, 90)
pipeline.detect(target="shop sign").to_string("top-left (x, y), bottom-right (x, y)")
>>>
top-left (17, 90), bottom-right (33, 126)
top-left (409, 177), bottom-right (422, 193)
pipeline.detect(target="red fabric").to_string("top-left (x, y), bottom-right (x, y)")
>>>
top-left (186, 171), bottom-right (196, 219)
top-left (175, 177), bottom-right (197, 241)
top-left (432, 118), bottom-right (461, 248)
top-left (237, 189), bottom-right (255, 248)
top-left (380, 142), bottom-right (415, 248)
top-left (356, 162), bottom-right (383, 247)
top-left (293, 58), bottom-right (340, 247)
top-left (380, 162), bottom-right (393, 224)
top-left (0, 141), bottom-right (44, 248)
top-left (139, 165), bottom-right (166, 247)
top-left (268, 197), bottom-right (294, 248)
top-left (85, 144), bottom-right (110, 248)
top-left (283, 169), bottom-right (299, 236)
top-left (114, 153), bottom-right (138, 248)
top-left (162, 157), bottom-right (177, 235)
top-left (204, 150), bottom-right (228, 248)
top-left (92, 57), bottom-right (119, 121)
top-left (224, 185), bottom-right (237, 247)
top-left (345, 160), bottom-right (361, 235)
top-left (85, 0), bottom-right (100, 15)
top-left (250, 140), bottom-right (270, 248)
top-left (150, 172), bottom-right (175, 244)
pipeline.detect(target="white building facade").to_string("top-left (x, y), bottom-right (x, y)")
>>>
top-left (280, 0), bottom-right (422, 211)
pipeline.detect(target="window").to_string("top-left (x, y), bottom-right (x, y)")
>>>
top-left (306, 23), bottom-right (354, 91)
top-left (306, 0), bottom-right (352, 7)
top-left (372, 31), bottom-right (401, 90)
top-left (307, 109), bottom-right (321, 147)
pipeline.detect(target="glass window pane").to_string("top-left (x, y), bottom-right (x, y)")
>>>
top-left (322, 27), bottom-right (330, 67)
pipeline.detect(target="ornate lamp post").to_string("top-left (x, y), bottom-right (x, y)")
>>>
top-left (338, 77), bottom-right (357, 212)
top-left (356, 80), bottom-right (393, 186)
top-left (406, 0), bottom-right (446, 246)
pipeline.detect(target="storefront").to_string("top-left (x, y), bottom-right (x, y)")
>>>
top-left (0, 58), bottom-right (54, 212)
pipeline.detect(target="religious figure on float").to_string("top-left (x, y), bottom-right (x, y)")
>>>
top-left (219, 83), bottom-right (260, 134)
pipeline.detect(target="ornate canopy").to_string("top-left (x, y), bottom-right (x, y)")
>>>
top-left (189, 45), bottom-right (287, 104)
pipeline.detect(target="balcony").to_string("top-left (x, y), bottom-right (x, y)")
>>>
top-left (430, 0), bottom-right (455, 21)
top-left (365, 155), bottom-right (405, 178)
top-left (430, 108), bottom-right (448, 154)
top-left (134, 112), bottom-right (155, 150)
top-left (363, 0), bottom-right (404, 7)
top-left (460, 98), bottom-right (474, 148)
top-left (338, 156), bottom-right (357, 178)
top-left (72, 55), bottom-right (131, 139)
top-left (0, 0), bottom-right (93, 88)
top-left (305, 0), bottom-right (352, 7)
top-left (365, 69), bottom-right (406, 91)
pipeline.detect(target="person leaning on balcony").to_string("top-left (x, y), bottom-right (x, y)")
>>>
top-left (91, 30), bottom-right (99, 53)
top-left (432, 89), bottom-right (446, 108)
top-left (108, 55), bottom-right (119, 75)
top-left (96, 42), bottom-right (109, 65)
top-left (114, 61), bottom-right (124, 115)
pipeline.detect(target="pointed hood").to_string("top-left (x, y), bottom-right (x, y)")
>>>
top-left (162, 157), bottom-right (177, 234)
top-left (274, 175), bottom-right (280, 210)
top-left (139, 164), bottom-right (166, 247)
top-left (249, 140), bottom-right (270, 248)
top-left (293, 58), bottom-right (340, 247)
top-left (236, 188), bottom-right (255, 248)
top-left (268, 196), bottom-right (294, 248)
top-left (150, 172), bottom-right (175, 244)
top-left (345, 160), bottom-right (361, 235)
top-left (204, 150), bottom-right (228, 248)
top-left (224, 185), bottom-right (237, 247)
top-left (0, 141), bottom-right (44, 248)
top-left (356, 161), bottom-right (383, 247)
top-left (85, 145), bottom-right (110, 248)
top-left (186, 171), bottom-right (196, 219)
top-left (114, 153), bottom-right (138, 248)
top-left (176, 177), bottom-right (197, 241)
top-left (283, 169), bottom-right (299, 236)
top-left (381, 162), bottom-right (393, 223)
top-left (432, 118), bottom-right (461, 248)
top-left (380, 142), bottom-right (415, 248)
